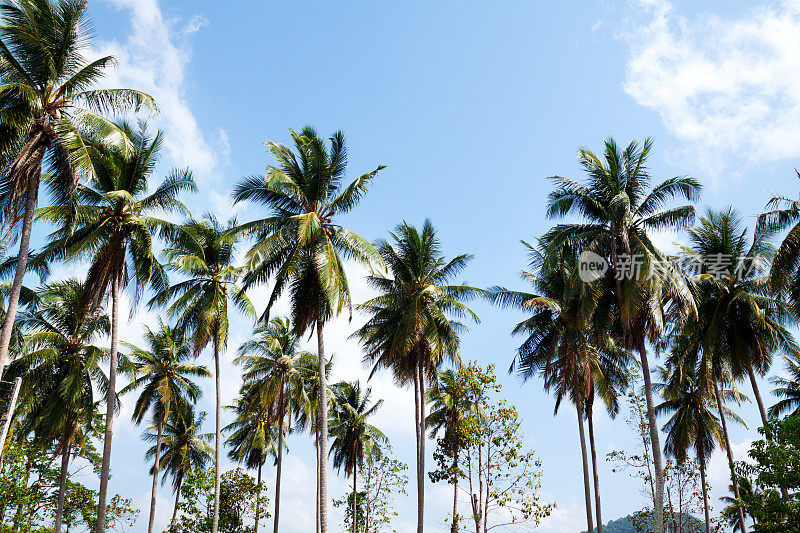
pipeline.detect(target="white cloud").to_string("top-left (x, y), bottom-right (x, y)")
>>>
top-left (620, 0), bottom-right (800, 178)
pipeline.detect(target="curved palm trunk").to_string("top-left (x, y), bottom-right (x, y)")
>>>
top-left (147, 416), bottom-right (165, 533)
top-left (316, 321), bottom-right (329, 533)
top-left (255, 460), bottom-right (262, 533)
top-left (713, 383), bottom-right (747, 533)
top-left (697, 442), bottom-right (710, 533)
top-left (212, 332), bottom-right (222, 533)
top-left (577, 402), bottom-right (594, 533)
top-left (95, 271), bottom-right (121, 533)
top-left (639, 350), bottom-right (665, 533)
top-left (274, 380), bottom-right (285, 533)
top-left (413, 362), bottom-right (425, 533)
top-left (54, 440), bottom-right (70, 533)
top-left (587, 404), bottom-right (603, 533)
top-left (171, 471), bottom-right (184, 525)
top-left (352, 467), bottom-right (357, 533)
top-left (0, 138), bottom-right (45, 380)
top-left (451, 450), bottom-right (459, 533)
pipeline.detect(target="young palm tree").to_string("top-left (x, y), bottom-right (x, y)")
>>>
top-left (329, 380), bottom-right (386, 533)
top-left (232, 126), bottom-right (385, 533)
top-left (544, 138), bottom-right (701, 531)
top-left (224, 396), bottom-right (280, 533)
top-left (721, 474), bottom-right (755, 533)
top-left (6, 279), bottom-right (108, 533)
top-left (147, 407), bottom-right (213, 525)
top-left (426, 368), bottom-right (478, 533)
top-left (656, 360), bottom-right (728, 533)
top-left (0, 0), bottom-right (155, 378)
top-left (234, 317), bottom-right (313, 533)
top-left (354, 220), bottom-right (482, 533)
top-left (149, 214), bottom-right (253, 533)
top-left (120, 322), bottom-right (211, 533)
top-left (35, 122), bottom-right (195, 532)
top-left (770, 352), bottom-right (800, 418)
top-left (489, 241), bottom-right (630, 533)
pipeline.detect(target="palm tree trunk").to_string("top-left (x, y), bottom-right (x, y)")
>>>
top-left (95, 269), bottom-right (121, 533)
top-left (54, 440), bottom-right (70, 533)
top-left (587, 404), bottom-right (603, 533)
top-left (255, 461), bottom-right (262, 533)
top-left (577, 402), bottom-right (594, 533)
top-left (746, 367), bottom-right (789, 500)
top-left (0, 143), bottom-right (43, 380)
top-left (316, 320), bottom-right (329, 533)
top-left (697, 443), bottom-right (710, 533)
top-left (274, 380), bottom-right (285, 533)
top-left (212, 330), bottom-right (222, 533)
top-left (451, 449), bottom-right (459, 533)
top-left (413, 361), bottom-right (425, 533)
top-left (147, 416), bottom-right (164, 533)
top-left (713, 383), bottom-right (747, 533)
top-left (316, 424), bottom-right (320, 533)
top-left (352, 467), bottom-right (357, 533)
top-left (171, 471), bottom-right (184, 525)
top-left (638, 350), bottom-right (665, 533)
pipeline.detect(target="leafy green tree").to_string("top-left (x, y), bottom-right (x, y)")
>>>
top-left (120, 322), bottom-right (211, 533)
top-left (147, 406), bottom-right (213, 526)
top-left (232, 126), bottom-right (385, 533)
top-left (150, 215), bottom-right (253, 533)
top-left (0, 0), bottom-right (155, 379)
top-left (329, 380), bottom-right (386, 533)
top-left (7, 279), bottom-right (109, 533)
top-left (544, 138), bottom-right (701, 532)
top-left (355, 220), bottom-right (481, 533)
top-left (426, 369), bottom-right (477, 533)
top-left (36, 121), bottom-right (195, 532)
top-left (234, 317), bottom-right (312, 533)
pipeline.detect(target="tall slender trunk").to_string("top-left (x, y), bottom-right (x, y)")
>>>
top-left (54, 440), bottom-right (70, 533)
top-left (0, 141), bottom-right (44, 380)
top-left (171, 471), bottom-right (184, 525)
top-left (451, 449), bottom-right (459, 533)
top-left (638, 350), bottom-right (665, 533)
top-left (587, 404), bottom-right (603, 533)
top-left (255, 461), bottom-right (262, 533)
top-left (697, 442), bottom-right (710, 533)
top-left (315, 423), bottom-right (320, 533)
top-left (95, 269), bottom-right (121, 533)
top-left (414, 361), bottom-right (425, 533)
top-left (577, 402), bottom-right (594, 533)
top-left (274, 379), bottom-right (285, 533)
top-left (352, 467), bottom-right (357, 533)
top-left (714, 383), bottom-right (747, 533)
top-left (316, 321), bottom-right (329, 533)
top-left (666, 486), bottom-right (676, 533)
top-left (212, 331), bottom-right (222, 533)
top-left (147, 416), bottom-right (164, 533)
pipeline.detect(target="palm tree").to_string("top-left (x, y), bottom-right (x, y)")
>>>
top-left (35, 122), bottom-right (195, 532)
top-left (426, 368), bottom-right (477, 533)
top-left (489, 241), bottom-right (630, 533)
top-left (231, 126), bottom-right (385, 533)
top-left (656, 360), bottom-right (727, 533)
top-left (721, 474), bottom-right (755, 533)
top-left (543, 138), bottom-right (701, 532)
top-left (224, 396), bottom-right (279, 533)
top-left (120, 321), bottom-right (210, 533)
top-left (147, 406), bottom-right (213, 525)
top-left (235, 317), bottom-right (312, 533)
top-left (770, 353), bottom-right (800, 418)
top-left (149, 214), bottom-right (253, 533)
top-left (6, 279), bottom-right (108, 533)
top-left (666, 207), bottom-right (792, 531)
top-left (355, 220), bottom-right (482, 533)
top-left (329, 380), bottom-right (386, 533)
top-left (0, 0), bottom-right (155, 379)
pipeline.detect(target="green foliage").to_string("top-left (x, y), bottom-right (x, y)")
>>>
top-left (738, 416), bottom-right (800, 532)
top-left (169, 467), bottom-right (269, 533)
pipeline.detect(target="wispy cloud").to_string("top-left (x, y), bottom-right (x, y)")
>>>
top-left (619, 0), bottom-right (800, 178)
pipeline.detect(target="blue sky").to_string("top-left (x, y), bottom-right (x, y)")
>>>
top-left (34, 0), bottom-right (800, 531)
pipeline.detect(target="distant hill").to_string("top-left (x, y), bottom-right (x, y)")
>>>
top-left (580, 513), bottom-right (704, 533)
